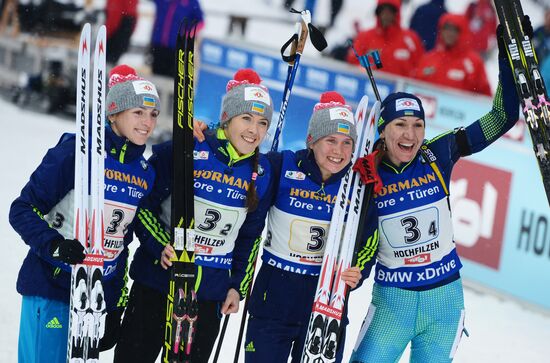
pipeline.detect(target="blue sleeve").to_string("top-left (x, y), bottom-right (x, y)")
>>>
top-left (134, 141), bottom-right (173, 260)
top-left (229, 153), bottom-right (279, 298)
top-left (464, 58), bottom-right (520, 153)
top-left (353, 195), bottom-right (379, 290)
top-left (229, 196), bottom-right (270, 299)
top-left (9, 134), bottom-right (75, 260)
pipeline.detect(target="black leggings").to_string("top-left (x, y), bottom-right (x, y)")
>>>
top-left (114, 282), bottom-right (222, 363)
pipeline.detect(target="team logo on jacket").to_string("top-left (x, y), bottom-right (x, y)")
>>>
top-left (193, 150), bottom-right (209, 160)
top-left (285, 170), bottom-right (306, 180)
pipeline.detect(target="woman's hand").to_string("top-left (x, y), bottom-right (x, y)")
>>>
top-left (221, 288), bottom-right (240, 315)
top-left (193, 119), bottom-right (208, 142)
top-left (160, 244), bottom-right (175, 270)
top-left (341, 266), bottom-right (362, 289)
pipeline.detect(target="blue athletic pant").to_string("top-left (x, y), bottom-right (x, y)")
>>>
top-left (244, 314), bottom-right (346, 363)
top-left (19, 295), bottom-right (70, 363)
top-left (351, 279), bottom-right (466, 363)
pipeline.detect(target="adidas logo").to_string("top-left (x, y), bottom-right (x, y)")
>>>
top-left (46, 317), bottom-right (62, 329)
top-left (245, 341), bottom-right (255, 352)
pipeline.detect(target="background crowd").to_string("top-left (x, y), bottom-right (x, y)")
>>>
top-left (2, 0), bottom-right (550, 104)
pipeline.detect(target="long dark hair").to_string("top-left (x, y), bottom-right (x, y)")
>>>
top-left (373, 138), bottom-right (386, 168)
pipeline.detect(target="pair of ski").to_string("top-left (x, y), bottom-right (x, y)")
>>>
top-left (494, 0), bottom-right (550, 205)
top-left (163, 19), bottom-right (199, 363)
top-left (300, 45), bottom-right (383, 363)
top-left (68, 23), bottom-right (106, 363)
top-left (300, 95), bottom-right (379, 363)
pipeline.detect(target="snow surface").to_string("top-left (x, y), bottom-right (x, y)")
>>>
top-left (3, 0), bottom-right (550, 362)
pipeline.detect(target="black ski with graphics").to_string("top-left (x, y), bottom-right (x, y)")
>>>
top-left (162, 19), bottom-right (198, 363)
top-left (494, 0), bottom-right (550, 205)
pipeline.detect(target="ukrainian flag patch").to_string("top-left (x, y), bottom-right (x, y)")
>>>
top-left (337, 122), bottom-right (350, 134)
top-left (251, 102), bottom-right (265, 114)
top-left (143, 96), bottom-right (156, 107)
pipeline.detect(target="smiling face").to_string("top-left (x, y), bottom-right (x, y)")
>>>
top-left (380, 116), bottom-right (425, 166)
top-left (309, 133), bottom-right (354, 181)
top-left (109, 107), bottom-right (159, 145)
top-left (224, 113), bottom-right (269, 155)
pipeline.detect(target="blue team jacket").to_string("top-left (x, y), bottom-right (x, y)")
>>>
top-left (131, 130), bottom-right (275, 302)
top-left (9, 126), bottom-right (155, 312)
top-left (248, 149), bottom-right (380, 324)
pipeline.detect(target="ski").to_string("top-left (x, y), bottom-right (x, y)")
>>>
top-left (68, 23), bottom-right (107, 363)
top-left (301, 95), bottom-right (379, 363)
top-left (494, 0), bottom-right (550, 205)
top-left (162, 19), bottom-right (198, 363)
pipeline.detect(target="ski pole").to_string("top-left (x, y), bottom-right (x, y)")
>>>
top-left (348, 41), bottom-right (383, 102)
top-left (271, 8), bottom-right (327, 152)
top-left (212, 314), bottom-right (230, 363)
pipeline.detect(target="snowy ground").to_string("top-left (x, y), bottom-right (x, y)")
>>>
top-left (3, 0), bottom-right (550, 362)
top-left (3, 94), bottom-right (550, 363)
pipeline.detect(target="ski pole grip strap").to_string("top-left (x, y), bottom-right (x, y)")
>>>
top-left (281, 34), bottom-right (298, 63)
top-left (352, 150), bottom-right (383, 193)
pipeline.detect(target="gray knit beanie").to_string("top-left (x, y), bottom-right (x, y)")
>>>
top-left (306, 91), bottom-right (357, 146)
top-left (220, 69), bottom-right (273, 126)
top-left (106, 65), bottom-right (160, 117)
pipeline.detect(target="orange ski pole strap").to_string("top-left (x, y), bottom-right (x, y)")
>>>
top-left (352, 150), bottom-right (383, 194)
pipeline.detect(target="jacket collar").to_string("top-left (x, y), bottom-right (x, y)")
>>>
top-left (105, 124), bottom-right (146, 164)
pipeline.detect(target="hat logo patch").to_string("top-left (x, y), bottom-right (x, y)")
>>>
top-left (337, 122), bottom-right (350, 135)
top-left (251, 102), bottom-right (265, 114)
top-left (329, 107), bottom-right (354, 123)
top-left (133, 80), bottom-right (159, 97)
top-left (244, 87), bottom-right (270, 104)
top-left (395, 98), bottom-right (420, 112)
top-left (143, 96), bottom-right (156, 107)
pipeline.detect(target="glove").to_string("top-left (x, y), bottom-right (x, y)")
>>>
top-left (352, 150), bottom-right (384, 194)
top-left (522, 15), bottom-right (534, 39)
top-left (50, 238), bottom-right (86, 264)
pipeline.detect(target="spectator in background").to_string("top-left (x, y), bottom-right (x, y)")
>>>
top-left (347, 0), bottom-right (424, 78)
top-left (150, 0), bottom-right (204, 77)
top-left (465, 0), bottom-right (497, 57)
top-left (106, 0), bottom-right (138, 65)
top-left (415, 13), bottom-right (491, 96)
top-left (409, 0), bottom-right (447, 51)
top-left (533, 8), bottom-right (550, 64)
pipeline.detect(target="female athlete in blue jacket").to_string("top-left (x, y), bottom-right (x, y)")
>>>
top-left (350, 26), bottom-right (520, 363)
top-left (9, 65), bottom-right (161, 362)
top-left (114, 69), bottom-right (276, 363)
top-left (243, 92), bottom-right (380, 363)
